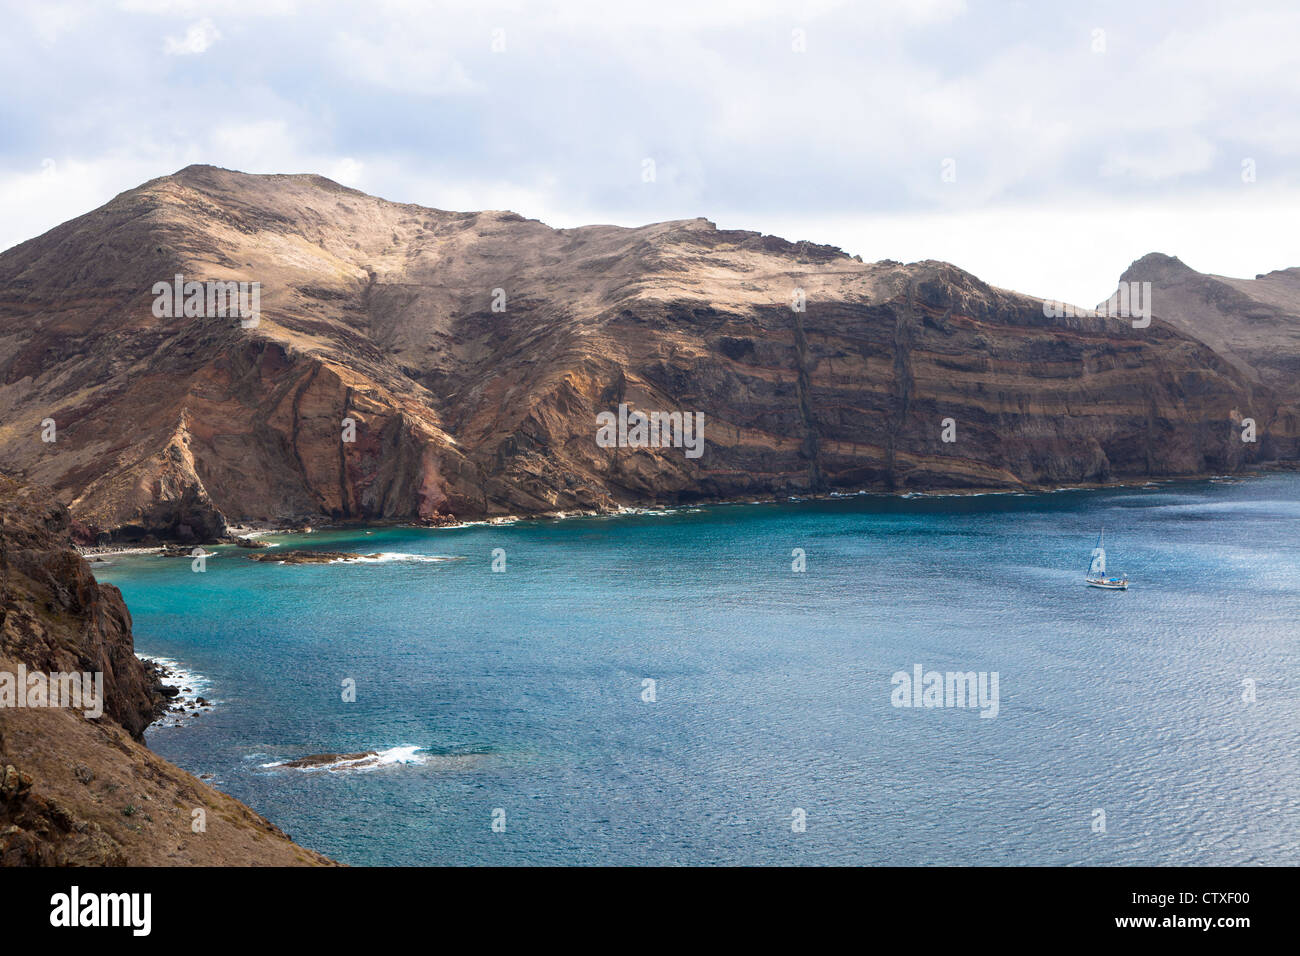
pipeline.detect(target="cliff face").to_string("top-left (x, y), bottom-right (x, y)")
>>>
top-left (1119, 253), bottom-right (1300, 403)
top-left (0, 166), bottom-right (1294, 540)
top-left (0, 477), bottom-right (157, 737)
top-left (0, 476), bottom-right (333, 865)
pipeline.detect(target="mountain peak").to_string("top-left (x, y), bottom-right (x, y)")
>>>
top-left (141, 164), bottom-right (369, 202)
top-left (1116, 251), bottom-right (1300, 393)
top-left (1120, 252), bottom-right (1196, 284)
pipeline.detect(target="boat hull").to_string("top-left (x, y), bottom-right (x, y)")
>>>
top-left (1086, 578), bottom-right (1128, 590)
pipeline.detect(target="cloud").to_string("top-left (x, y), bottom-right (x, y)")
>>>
top-left (754, 185), bottom-right (1300, 307)
top-left (163, 17), bottom-right (220, 55)
top-left (0, 0), bottom-right (1296, 302)
top-left (1099, 136), bottom-right (1218, 182)
top-left (328, 157), bottom-right (365, 187)
top-left (25, 2), bottom-right (88, 45)
top-left (331, 27), bottom-right (474, 97)
top-left (121, 0), bottom-right (297, 14)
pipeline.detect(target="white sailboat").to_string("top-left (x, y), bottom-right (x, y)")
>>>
top-left (1085, 528), bottom-right (1128, 589)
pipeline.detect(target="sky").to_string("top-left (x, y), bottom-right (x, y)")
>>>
top-left (1, 0), bottom-right (1298, 306)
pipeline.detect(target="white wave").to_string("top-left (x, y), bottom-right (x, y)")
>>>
top-left (261, 745), bottom-right (429, 773)
top-left (138, 654), bottom-right (216, 729)
top-left (330, 552), bottom-right (458, 564)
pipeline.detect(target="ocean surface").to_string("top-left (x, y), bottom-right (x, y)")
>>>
top-left (92, 477), bottom-right (1300, 865)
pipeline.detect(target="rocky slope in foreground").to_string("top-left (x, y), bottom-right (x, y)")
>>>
top-left (0, 475), bottom-right (334, 865)
top-left (0, 165), bottom-right (1296, 542)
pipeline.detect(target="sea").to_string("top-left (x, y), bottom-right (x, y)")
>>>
top-left (90, 476), bottom-right (1300, 865)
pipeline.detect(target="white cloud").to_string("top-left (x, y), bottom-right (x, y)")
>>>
top-left (163, 17), bottom-right (220, 55)
top-left (331, 27), bottom-right (475, 97)
top-left (121, 0), bottom-right (296, 14)
top-left (0, 156), bottom-right (168, 253)
top-left (752, 186), bottom-right (1300, 308)
top-left (1, 0), bottom-right (1297, 304)
top-left (1099, 136), bottom-right (1218, 182)
top-left (328, 157), bottom-right (365, 187)
top-left (26, 2), bottom-right (89, 45)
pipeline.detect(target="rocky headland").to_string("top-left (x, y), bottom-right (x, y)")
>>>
top-left (0, 475), bottom-right (335, 865)
top-left (1, 165), bottom-right (1294, 545)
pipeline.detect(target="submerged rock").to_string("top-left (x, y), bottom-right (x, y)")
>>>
top-left (247, 550), bottom-right (381, 564)
top-left (277, 751), bottom-right (379, 770)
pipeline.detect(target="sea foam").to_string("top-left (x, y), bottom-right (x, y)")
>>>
top-left (261, 745), bottom-right (429, 773)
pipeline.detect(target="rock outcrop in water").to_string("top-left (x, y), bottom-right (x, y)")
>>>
top-left (0, 166), bottom-right (1295, 541)
top-left (0, 475), bottom-right (334, 865)
top-left (274, 751), bottom-right (379, 770)
top-left (248, 550), bottom-right (376, 563)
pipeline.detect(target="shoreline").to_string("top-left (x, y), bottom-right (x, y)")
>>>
top-left (139, 654), bottom-right (216, 730)
top-left (79, 523), bottom-right (281, 558)
top-left (76, 469), bottom-right (1282, 556)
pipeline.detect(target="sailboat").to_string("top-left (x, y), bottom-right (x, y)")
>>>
top-left (1085, 528), bottom-right (1128, 589)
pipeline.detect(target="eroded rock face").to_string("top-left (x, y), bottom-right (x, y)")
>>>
top-left (0, 475), bottom-right (335, 866)
top-left (0, 476), bottom-right (159, 738)
top-left (1119, 253), bottom-right (1300, 401)
top-left (0, 166), bottom-right (1294, 540)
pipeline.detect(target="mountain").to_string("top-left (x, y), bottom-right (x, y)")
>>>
top-left (1119, 252), bottom-right (1300, 401)
top-left (0, 165), bottom-right (1294, 542)
top-left (0, 476), bottom-right (333, 864)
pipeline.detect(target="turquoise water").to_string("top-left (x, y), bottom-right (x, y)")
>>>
top-left (93, 478), bottom-right (1300, 865)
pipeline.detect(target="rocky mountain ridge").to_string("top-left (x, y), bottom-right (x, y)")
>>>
top-left (0, 165), bottom-right (1295, 542)
top-left (1119, 252), bottom-right (1300, 401)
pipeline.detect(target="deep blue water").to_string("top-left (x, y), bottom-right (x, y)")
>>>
top-left (93, 477), bottom-right (1300, 865)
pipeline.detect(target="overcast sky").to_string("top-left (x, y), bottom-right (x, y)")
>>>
top-left (2, 0), bottom-right (1298, 305)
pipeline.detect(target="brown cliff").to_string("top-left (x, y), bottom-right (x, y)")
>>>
top-left (0, 166), bottom-right (1295, 541)
top-left (0, 475), bottom-right (334, 865)
top-left (1118, 252), bottom-right (1300, 402)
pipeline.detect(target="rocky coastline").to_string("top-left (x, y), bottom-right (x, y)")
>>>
top-left (0, 475), bottom-right (335, 866)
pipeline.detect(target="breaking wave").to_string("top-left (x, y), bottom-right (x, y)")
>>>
top-left (331, 552), bottom-right (459, 564)
top-left (261, 745), bottom-right (429, 773)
